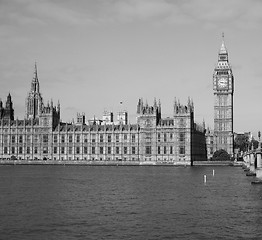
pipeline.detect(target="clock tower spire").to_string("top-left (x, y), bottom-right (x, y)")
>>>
top-left (213, 34), bottom-right (234, 157)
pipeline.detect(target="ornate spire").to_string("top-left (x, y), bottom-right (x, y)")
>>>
top-left (219, 32), bottom-right (227, 55)
top-left (26, 63), bottom-right (43, 119)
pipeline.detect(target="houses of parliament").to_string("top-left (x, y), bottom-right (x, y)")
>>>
top-left (0, 37), bottom-right (234, 164)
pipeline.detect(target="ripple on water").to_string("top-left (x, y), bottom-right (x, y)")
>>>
top-left (0, 165), bottom-right (262, 239)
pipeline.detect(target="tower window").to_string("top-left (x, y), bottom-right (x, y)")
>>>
top-left (145, 146), bottom-right (151, 155)
top-left (108, 147), bottom-right (111, 154)
top-left (132, 147), bottom-right (136, 154)
top-left (132, 134), bottom-right (136, 143)
top-left (100, 147), bottom-right (103, 154)
top-left (76, 147), bottom-right (80, 154)
top-left (43, 134), bottom-right (48, 143)
top-left (179, 146), bottom-right (185, 155)
top-left (158, 146), bottom-right (161, 154)
top-left (124, 147), bottom-right (127, 154)
top-left (164, 146), bottom-right (166, 154)
top-left (116, 147), bottom-right (119, 154)
top-left (100, 134), bottom-right (103, 143)
top-left (84, 147), bottom-right (88, 154)
top-left (92, 147), bottom-right (95, 154)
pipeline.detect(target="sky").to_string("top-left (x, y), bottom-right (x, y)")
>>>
top-left (0, 0), bottom-right (262, 137)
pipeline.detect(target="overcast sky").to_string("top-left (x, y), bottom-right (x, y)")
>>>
top-left (0, 0), bottom-right (262, 136)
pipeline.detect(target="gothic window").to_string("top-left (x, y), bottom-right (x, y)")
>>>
top-left (132, 147), bottom-right (136, 154)
top-left (145, 146), bottom-right (151, 155)
top-left (158, 146), bottom-right (161, 154)
top-left (76, 147), bottom-right (80, 154)
top-left (76, 135), bottom-right (80, 143)
top-left (68, 147), bottom-right (72, 154)
top-left (84, 147), bottom-right (88, 154)
top-left (92, 134), bottom-right (96, 143)
top-left (179, 133), bottom-right (185, 142)
top-left (43, 147), bottom-right (48, 154)
top-left (43, 134), bottom-right (48, 143)
top-left (116, 147), bottom-right (119, 154)
top-left (179, 118), bottom-right (185, 127)
top-left (100, 134), bottom-right (103, 143)
top-left (124, 147), bottom-right (127, 154)
top-left (92, 147), bottom-right (95, 154)
top-left (26, 135), bottom-right (31, 144)
top-left (179, 146), bottom-right (185, 155)
top-left (108, 147), bottom-right (111, 154)
top-left (100, 147), bottom-right (103, 154)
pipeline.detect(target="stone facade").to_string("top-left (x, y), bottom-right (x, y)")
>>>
top-left (0, 66), bottom-right (207, 164)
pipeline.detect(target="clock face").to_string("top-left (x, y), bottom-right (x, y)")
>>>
top-left (217, 78), bottom-right (228, 89)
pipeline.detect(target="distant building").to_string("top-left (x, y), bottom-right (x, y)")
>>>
top-left (0, 65), bottom-right (206, 164)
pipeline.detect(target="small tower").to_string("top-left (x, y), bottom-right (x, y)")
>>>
top-left (117, 111), bottom-right (128, 125)
top-left (76, 112), bottom-right (86, 125)
top-left (1, 93), bottom-right (14, 121)
top-left (102, 111), bottom-right (113, 125)
top-left (136, 98), bottom-right (161, 127)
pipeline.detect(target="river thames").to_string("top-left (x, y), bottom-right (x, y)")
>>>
top-left (0, 165), bottom-right (261, 239)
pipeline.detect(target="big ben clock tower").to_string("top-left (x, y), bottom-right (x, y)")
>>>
top-left (213, 34), bottom-right (234, 156)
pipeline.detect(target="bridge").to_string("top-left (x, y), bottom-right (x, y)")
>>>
top-left (243, 142), bottom-right (262, 182)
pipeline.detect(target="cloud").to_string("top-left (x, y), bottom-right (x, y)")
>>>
top-left (0, 0), bottom-right (95, 28)
top-left (1, 0), bottom-right (261, 29)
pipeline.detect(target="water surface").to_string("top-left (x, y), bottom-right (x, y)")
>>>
top-left (0, 165), bottom-right (261, 239)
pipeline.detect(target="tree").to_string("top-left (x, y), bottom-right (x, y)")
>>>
top-left (250, 139), bottom-right (259, 150)
top-left (234, 135), bottom-right (249, 152)
top-left (213, 149), bottom-right (230, 161)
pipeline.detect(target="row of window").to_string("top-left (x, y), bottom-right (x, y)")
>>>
top-left (147, 146), bottom-right (185, 155)
top-left (1, 146), bottom-right (186, 155)
top-left (0, 132), bottom-right (187, 144)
